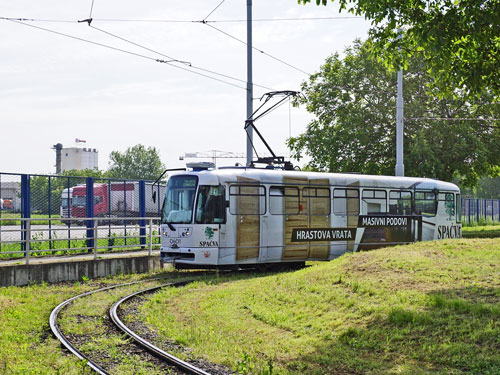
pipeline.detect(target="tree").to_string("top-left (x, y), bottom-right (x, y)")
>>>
top-left (288, 40), bottom-right (500, 187)
top-left (107, 144), bottom-right (165, 180)
top-left (299, 0), bottom-right (500, 98)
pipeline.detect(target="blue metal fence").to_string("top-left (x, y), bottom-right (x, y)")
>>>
top-left (461, 198), bottom-right (500, 224)
top-left (0, 172), bottom-right (166, 254)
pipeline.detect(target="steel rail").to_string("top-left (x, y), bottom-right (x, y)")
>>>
top-left (49, 277), bottom-right (180, 375)
top-left (109, 281), bottom-right (212, 375)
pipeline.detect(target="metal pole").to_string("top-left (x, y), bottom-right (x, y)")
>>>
top-left (246, 0), bottom-right (253, 167)
top-left (93, 220), bottom-right (98, 260)
top-left (86, 177), bottom-right (94, 251)
top-left (395, 30), bottom-right (405, 177)
top-left (25, 219), bottom-right (30, 265)
top-left (139, 180), bottom-right (146, 249)
top-left (148, 219), bottom-right (153, 256)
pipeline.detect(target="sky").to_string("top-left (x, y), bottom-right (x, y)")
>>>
top-left (0, 0), bottom-right (370, 175)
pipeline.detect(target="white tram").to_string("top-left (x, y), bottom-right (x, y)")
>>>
top-left (160, 163), bottom-right (462, 269)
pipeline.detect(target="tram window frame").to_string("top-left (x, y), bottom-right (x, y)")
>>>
top-left (195, 185), bottom-right (226, 224)
top-left (389, 190), bottom-right (413, 215)
top-left (361, 189), bottom-right (387, 214)
top-left (303, 187), bottom-right (331, 215)
top-left (333, 188), bottom-right (360, 215)
top-left (269, 186), bottom-right (300, 215)
top-left (229, 184), bottom-right (266, 215)
top-left (438, 192), bottom-right (456, 220)
top-left (456, 194), bottom-right (462, 223)
top-left (414, 190), bottom-right (437, 217)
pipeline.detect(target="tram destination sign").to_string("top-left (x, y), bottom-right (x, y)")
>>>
top-left (358, 215), bottom-right (411, 227)
top-left (291, 228), bottom-right (357, 242)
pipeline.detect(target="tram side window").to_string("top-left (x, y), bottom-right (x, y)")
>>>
top-left (456, 194), bottom-right (462, 222)
top-left (389, 191), bottom-right (412, 215)
top-left (270, 186), bottom-right (299, 215)
top-left (333, 188), bottom-right (360, 215)
top-left (361, 189), bottom-right (387, 214)
top-left (438, 192), bottom-right (456, 220)
top-left (195, 185), bottom-right (226, 224)
top-left (415, 191), bottom-right (437, 216)
top-left (303, 187), bottom-right (331, 215)
top-left (229, 184), bottom-right (266, 215)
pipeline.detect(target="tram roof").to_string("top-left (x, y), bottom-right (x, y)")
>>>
top-left (170, 166), bottom-right (459, 192)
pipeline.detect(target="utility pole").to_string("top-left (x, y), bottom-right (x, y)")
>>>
top-left (246, 0), bottom-right (253, 167)
top-left (395, 30), bottom-right (405, 177)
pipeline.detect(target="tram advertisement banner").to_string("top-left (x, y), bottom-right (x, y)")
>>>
top-left (358, 215), bottom-right (412, 228)
top-left (291, 228), bottom-right (357, 242)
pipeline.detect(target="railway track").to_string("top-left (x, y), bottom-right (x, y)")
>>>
top-left (49, 276), bottom-right (231, 375)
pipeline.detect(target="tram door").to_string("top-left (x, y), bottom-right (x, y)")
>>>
top-left (283, 176), bottom-right (309, 260)
top-left (234, 177), bottom-right (262, 261)
top-left (332, 183), bottom-right (360, 256)
top-left (307, 179), bottom-right (331, 259)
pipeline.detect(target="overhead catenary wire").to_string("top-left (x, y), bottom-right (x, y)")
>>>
top-left (2, 18), bottom-right (282, 91)
top-left (89, 0), bottom-right (95, 19)
top-left (203, 0), bottom-right (225, 21)
top-left (87, 23), bottom-right (275, 91)
top-left (405, 117), bottom-right (500, 129)
top-left (201, 22), bottom-right (310, 76)
top-left (0, 16), bottom-right (363, 23)
top-left (3, 18), bottom-right (250, 91)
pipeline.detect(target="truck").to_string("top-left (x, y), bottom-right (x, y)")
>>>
top-left (63, 182), bottom-right (165, 224)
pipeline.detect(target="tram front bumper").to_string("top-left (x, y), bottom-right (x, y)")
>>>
top-left (160, 247), bottom-right (218, 265)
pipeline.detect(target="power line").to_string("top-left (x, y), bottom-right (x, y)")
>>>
top-left (1, 16), bottom-right (275, 91)
top-left (1, 16), bottom-right (362, 23)
top-left (406, 117), bottom-right (500, 121)
top-left (202, 22), bottom-right (310, 76)
top-left (0, 16), bottom-right (77, 23)
top-left (203, 0), bottom-right (225, 22)
top-left (86, 23), bottom-right (275, 91)
top-left (4, 18), bottom-right (250, 91)
top-left (406, 117), bottom-right (500, 129)
top-left (89, 0), bottom-right (96, 19)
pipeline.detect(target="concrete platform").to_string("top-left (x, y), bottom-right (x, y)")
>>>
top-left (0, 251), bottom-right (162, 287)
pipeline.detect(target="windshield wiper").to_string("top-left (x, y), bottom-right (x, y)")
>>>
top-left (166, 222), bottom-right (176, 231)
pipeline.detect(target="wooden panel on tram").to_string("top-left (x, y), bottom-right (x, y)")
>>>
top-left (234, 177), bottom-right (262, 260)
top-left (283, 177), bottom-right (309, 260)
top-left (307, 179), bottom-right (331, 259)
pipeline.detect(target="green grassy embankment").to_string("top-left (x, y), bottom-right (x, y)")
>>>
top-left (462, 225), bottom-right (500, 239)
top-left (0, 237), bottom-right (499, 374)
top-left (142, 239), bottom-right (500, 375)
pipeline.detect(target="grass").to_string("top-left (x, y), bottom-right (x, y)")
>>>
top-left (142, 239), bottom-right (500, 375)
top-left (0, 213), bottom-right (63, 226)
top-left (462, 225), bottom-right (500, 238)
top-left (0, 271), bottom-right (181, 375)
top-left (1, 238), bottom-right (500, 374)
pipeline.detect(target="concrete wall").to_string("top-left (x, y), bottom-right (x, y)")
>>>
top-left (0, 256), bottom-right (161, 287)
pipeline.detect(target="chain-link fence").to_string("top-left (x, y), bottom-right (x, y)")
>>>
top-left (0, 173), bottom-right (165, 260)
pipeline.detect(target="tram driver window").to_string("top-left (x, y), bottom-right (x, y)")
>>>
top-left (389, 191), bottom-right (412, 215)
top-left (195, 185), bottom-right (226, 224)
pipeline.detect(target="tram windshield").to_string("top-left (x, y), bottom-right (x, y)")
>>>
top-left (162, 176), bottom-right (198, 224)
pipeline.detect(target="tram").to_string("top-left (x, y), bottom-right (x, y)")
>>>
top-left (159, 163), bottom-right (462, 269)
